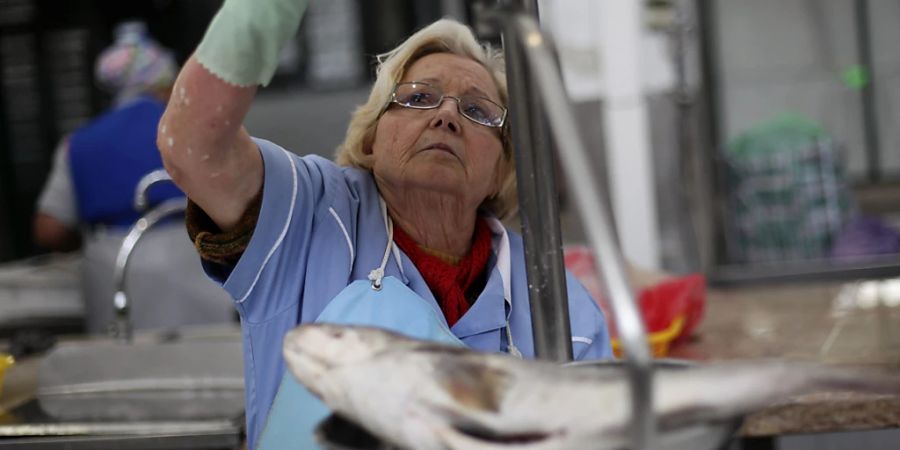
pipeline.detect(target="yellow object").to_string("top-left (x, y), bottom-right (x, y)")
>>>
top-left (611, 315), bottom-right (686, 358)
top-left (0, 354), bottom-right (13, 398)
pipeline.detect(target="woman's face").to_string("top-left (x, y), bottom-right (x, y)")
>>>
top-left (369, 52), bottom-right (505, 209)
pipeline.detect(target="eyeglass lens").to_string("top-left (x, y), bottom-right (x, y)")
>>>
top-left (393, 82), bottom-right (505, 128)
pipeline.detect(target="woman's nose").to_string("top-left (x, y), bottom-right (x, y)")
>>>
top-left (429, 97), bottom-right (461, 133)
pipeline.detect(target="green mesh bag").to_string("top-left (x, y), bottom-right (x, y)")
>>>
top-left (724, 115), bottom-right (855, 263)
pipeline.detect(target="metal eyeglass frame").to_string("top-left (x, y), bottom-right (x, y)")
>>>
top-left (386, 81), bottom-right (508, 128)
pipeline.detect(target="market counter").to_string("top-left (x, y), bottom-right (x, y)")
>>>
top-left (669, 281), bottom-right (900, 439)
top-left (3, 281), bottom-right (898, 448)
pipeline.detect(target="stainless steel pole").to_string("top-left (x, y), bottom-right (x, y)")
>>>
top-left (854, 0), bottom-right (882, 183)
top-left (501, 3), bottom-right (573, 362)
top-left (519, 0), bottom-right (539, 15)
top-left (498, 0), bottom-right (540, 16)
top-left (512, 14), bottom-right (656, 450)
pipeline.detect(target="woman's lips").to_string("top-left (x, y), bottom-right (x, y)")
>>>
top-left (419, 140), bottom-right (463, 164)
top-left (423, 142), bottom-right (455, 154)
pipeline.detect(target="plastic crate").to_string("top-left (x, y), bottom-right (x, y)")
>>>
top-left (612, 315), bottom-right (685, 358)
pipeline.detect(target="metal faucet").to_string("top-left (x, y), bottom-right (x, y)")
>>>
top-left (110, 169), bottom-right (187, 342)
top-left (133, 169), bottom-right (176, 211)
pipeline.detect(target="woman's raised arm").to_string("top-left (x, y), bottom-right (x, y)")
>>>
top-left (158, 58), bottom-right (258, 231)
top-left (158, 0), bottom-right (309, 231)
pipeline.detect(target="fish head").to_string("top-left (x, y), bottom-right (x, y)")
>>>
top-left (282, 324), bottom-right (420, 394)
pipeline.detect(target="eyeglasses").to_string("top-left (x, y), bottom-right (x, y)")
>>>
top-left (387, 82), bottom-right (507, 128)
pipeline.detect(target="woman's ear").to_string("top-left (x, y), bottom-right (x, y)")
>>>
top-left (491, 154), bottom-right (508, 199)
top-left (363, 127), bottom-right (376, 155)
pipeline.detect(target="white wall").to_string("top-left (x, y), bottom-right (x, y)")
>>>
top-left (715, 0), bottom-right (900, 178)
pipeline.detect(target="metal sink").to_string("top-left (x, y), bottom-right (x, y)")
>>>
top-left (36, 325), bottom-right (244, 422)
top-left (31, 171), bottom-right (245, 424)
top-left (0, 254), bottom-right (83, 332)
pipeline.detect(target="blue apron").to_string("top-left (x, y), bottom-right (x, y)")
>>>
top-left (256, 200), bottom-right (519, 450)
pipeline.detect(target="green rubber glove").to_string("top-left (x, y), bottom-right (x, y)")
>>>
top-left (196, 0), bottom-right (309, 87)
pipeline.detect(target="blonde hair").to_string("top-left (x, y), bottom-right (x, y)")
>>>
top-left (335, 19), bottom-right (517, 220)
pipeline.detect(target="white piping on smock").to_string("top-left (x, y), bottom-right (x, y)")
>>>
top-left (484, 216), bottom-right (521, 358)
top-left (237, 148), bottom-right (298, 303)
top-left (485, 217), bottom-right (512, 301)
top-left (328, 207), bottom-right (355, 273)
top-left (571, 336), bottom-right (593, 345)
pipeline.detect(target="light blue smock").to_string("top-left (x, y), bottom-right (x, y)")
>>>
top-left (257, 199), bottom-right (508, 449)
top-left (205, 138), bottom-right (613, 449)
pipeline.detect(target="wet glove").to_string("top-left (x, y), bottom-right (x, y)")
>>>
top-left (196, 0), bottom-right (309, 87)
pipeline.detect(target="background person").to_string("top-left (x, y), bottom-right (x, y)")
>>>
top-left (34, 21), bottom-right (234, 335)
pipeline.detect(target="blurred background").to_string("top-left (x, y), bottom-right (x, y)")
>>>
top-left (4, 0), bottom-right (900, 278)
top-left (1, 1), bottom-right (900, 449)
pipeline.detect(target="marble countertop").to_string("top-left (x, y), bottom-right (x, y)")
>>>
top-left (668, 281), bottom-right (900, 437)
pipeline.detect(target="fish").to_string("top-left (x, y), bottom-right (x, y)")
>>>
top-left (283, 324), bottom-right (900, 450)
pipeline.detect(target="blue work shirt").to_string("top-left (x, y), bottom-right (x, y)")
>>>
top-left (208, 138), bottom-right (613, 449)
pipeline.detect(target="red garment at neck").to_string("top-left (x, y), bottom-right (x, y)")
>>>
top-left (392, 217), bottom-right (493, 327)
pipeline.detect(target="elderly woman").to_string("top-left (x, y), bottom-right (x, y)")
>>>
top-left (160, 1), bottom-right (611, 448)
